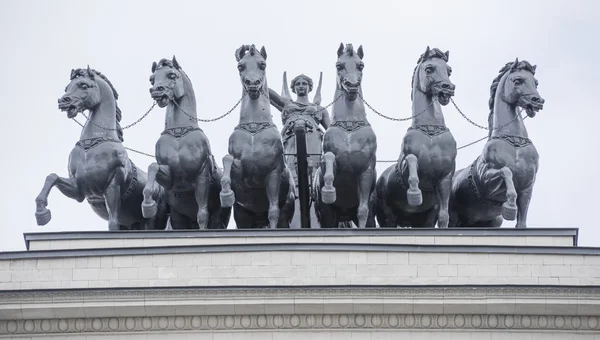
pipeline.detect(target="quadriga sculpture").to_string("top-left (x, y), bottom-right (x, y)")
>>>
top-left (449, 59), bottom-right (545, 228)
top-left (375, 47), bottom-right (457, 228)
top-left (141, 56), bottom-right (231, 229)
top-left (35, 67), bottom-right (169, 230)
top-left (313, 43), bottom-right (377, 228)
top-left (269, 72), bottom-right (330, 228)
top-left (219, 44), bottom-right (295, 228)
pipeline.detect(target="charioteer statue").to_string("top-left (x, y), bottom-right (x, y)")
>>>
top-left (269, 72), bottom-right (330, 228)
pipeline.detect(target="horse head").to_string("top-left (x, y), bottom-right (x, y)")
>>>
top-left (149, 56), bottom-right (185, 108)
top-left (413, 46), bottom-right (455, 106)
top-left (336, 43), bottom-right (364, 101)
top-left (290, 74), bottom-right (313, 97)
top-left (235, 44), bottom-right (268, 100)
top-left (499, 58), bottom-right (544, 117)
top-left (59, 66), bottom-right (103, 118)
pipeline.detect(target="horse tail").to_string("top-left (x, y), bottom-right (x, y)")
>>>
top-left (115, 104), bottom-right (124, 142)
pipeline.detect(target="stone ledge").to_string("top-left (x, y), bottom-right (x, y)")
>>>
top-left (23, 228), bottom-right (579, 250)
top-left (4, 243), bottom-right (599, 261)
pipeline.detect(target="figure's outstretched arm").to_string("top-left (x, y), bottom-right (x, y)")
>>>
top-left (320, 107), bottom-right (331, 129)
top-left (268, 88), bottom-right (290, 113)
top-left (313, 72), bottom-right (323, 106)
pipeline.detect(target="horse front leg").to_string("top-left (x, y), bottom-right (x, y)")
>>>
top-left (515, 187), bottom-right (534, 229)
top-left (435, 171), bottom-right (453, 228)
top-left (142, 163), bottom-right (171, 218)
top-left (104, 170), bottom-right (126, 231)
top-left (405, 154), bottom-right (422, 206)
top-left (321, 152), bottom-right (336, 204)
top-left (220, 155), bottom-right (235, 208)
top-left (265, 166), bottom-right (283, 229)
top-left (194, 164), bottom-right (211, 229)
top-left (35, 173), bottom-right (84, 226)
top-left (356, 164), bottom-right (375, 228)
top-left (498, 167), bottom-right (518, 221)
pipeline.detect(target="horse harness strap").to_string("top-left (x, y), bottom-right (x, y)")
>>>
top-left (162, 126), bottom-right (203, 139)
top-left (467, 158), bottom-right (504, 207)
top-left (235, 122), bottom-right (276, 135)
top-left (408, 124), bottom-right (450, 137)
top-left (331, 120), bottom-right (370, 132)
top-left (75, 137), bottom-right (121, 150)
top-left (490, 134), bottom-right (533, 148)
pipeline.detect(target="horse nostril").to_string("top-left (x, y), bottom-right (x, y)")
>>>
top-left (156, 86), bottom-right (165, 92)
top-left (244, 79), bottom-right (251, 85)
top-left (62, 97), bottom-right (71, 103)
top-left (253, 79), bottom-right (261, 86)
top-left (531, 97), bottom-right (539, 102)
top-left (442, 83), bottom-right (449, 89)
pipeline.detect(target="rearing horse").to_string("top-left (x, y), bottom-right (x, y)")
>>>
top-left (314, 43), bottom-right (377, 228)
top-left (449, 59), bottom-right (545, 228)
top-left (375, 47), bottom-right (457, 228)
top-left (219, 44), bottom-right (295, 228)
top-left (141, 56), bottom-right (231, 229)
top-left (35, 67), bottom-right (168, 231)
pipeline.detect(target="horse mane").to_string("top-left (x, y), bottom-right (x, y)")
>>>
top-left (71, 68), bottom-right (124, 142)
top-left (487, 59), bottom-right (536, 137)
top-left (410, 47), bottom-right (449, 101)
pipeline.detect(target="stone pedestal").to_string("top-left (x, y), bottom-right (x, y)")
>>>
top-left (1, 228), bottom-right (599, 339)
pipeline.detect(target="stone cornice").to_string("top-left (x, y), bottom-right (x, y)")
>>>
top-left (1, 313), bottom-right (599, 335)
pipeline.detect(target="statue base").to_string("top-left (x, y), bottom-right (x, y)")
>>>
top-left (2, 227), bottom-right (599, 339)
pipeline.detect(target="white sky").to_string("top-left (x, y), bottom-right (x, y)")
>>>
top-left (0, 0), bottom-right (598, 251)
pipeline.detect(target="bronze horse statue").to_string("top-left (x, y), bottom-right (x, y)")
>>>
top-left (269, 72), bottom-right (331, 228)
top-left (35, 67), bottom-right (169, 231)
top-left (313, 43), bottom-right (377, 228)
top-left (449, 59), bottom-right (545, 228)
top-left (141, 56), bottom-right (231, 229)
top-left (219, 44), bottom-right (295, 228)
top-left (375, 47), bottom-right (457, 228)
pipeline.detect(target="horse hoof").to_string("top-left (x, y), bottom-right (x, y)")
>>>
top-left (220, 189), bottom-right (235, 208)
top-left (321, 186), bottom-right (336, 204)
top-left (502, 203), bottom-right (517, 221)
top-left (142, 201), bottom-right (157, 218)
top-left (407, 189), bottom-right (423, 206)
top-left (35, 209), bottom-right (52, 226)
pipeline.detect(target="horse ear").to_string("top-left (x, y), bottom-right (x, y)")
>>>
top-left (532, 64), bottom-right (537, 73)
top-left (86, 65), bottom-right (95, 80)
top-left (172, 55), bottom-right (181, 69)
top-left (70, 68), bottom-right (76, 80)
top-left (151, 61), bottom-right (157, 73)
top-left (357, 45), bottom-right (364, 59)
top-left (445, 50), bottom-right (450, 60)
top-left (511, 57), bottom-right (519, 71)
top-left (337, 42), bottom-right (344, 57)
top-left (260, 46), bottom-right (267, 60)
top-left (235, 45), bottom-right (245, 62)
top-left (424, 46), bottom-right (431, 58)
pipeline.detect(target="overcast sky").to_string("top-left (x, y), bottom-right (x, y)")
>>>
top-left (0, 0), bottom-right (598, 251)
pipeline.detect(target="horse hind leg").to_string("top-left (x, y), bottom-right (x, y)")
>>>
top-left (220, 155), bottom-right (236, 208)
top-left (321, 152), bottom-right (336, 204)
top-left (104, 170), bottom-right (126, 231)
top-left (435, 172), bottom-right (453, 228)
top-left (35, 173), bottom-right (84, 226)
top-left (405, 154), bottom-right (423, 206)
top-left (356, 164), bottom-right (375, 228)
top-left (194, 164), bottom-right (212, 230)
top-left (499, 167), bottom-right (518, 221)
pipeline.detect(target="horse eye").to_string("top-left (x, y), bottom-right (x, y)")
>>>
top-left (237, 64), bottom-right (245, 71)
top-left (357, 64), bottom-right (364, 71)
top-left (513, 79), bottom-right (523, 85)
top-left (80, 84), bottom-right (89, 89)
top-left (168, 73), bottom-right (177, 79)
top-left (336, 64), bottom-right (343, 71)
top-left (260, 63), bottom-right (266, 70)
